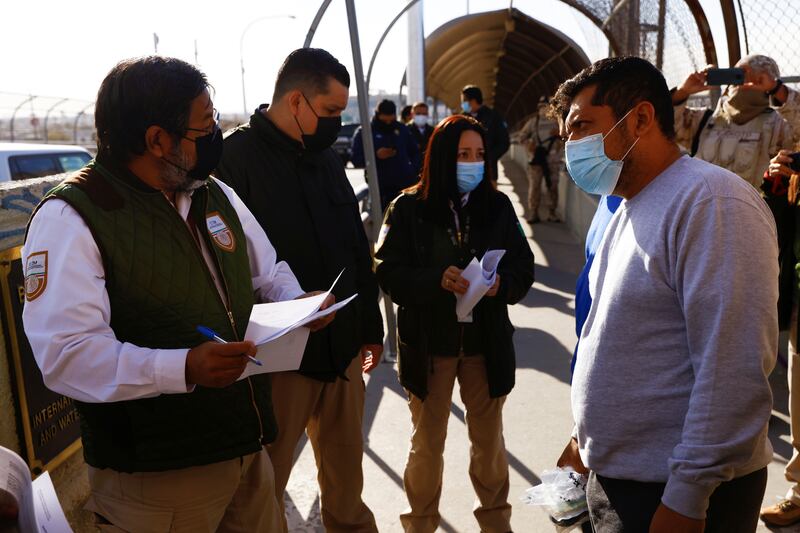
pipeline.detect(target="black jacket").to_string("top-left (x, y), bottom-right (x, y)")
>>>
top-left (467, 105), bottom-right (510, 175)
top-left (351, 118), bottom-right (421, 206)
top-left (408, 122), bottom-right (434, 158)
top-left (374, 189), bottom-right (534, 399)
top-left (215, 105), bottom-right (384, 381)
top-left (761, 175), bottom-right (799, 333)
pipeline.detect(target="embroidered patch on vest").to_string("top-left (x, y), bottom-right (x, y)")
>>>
top-left (25, 251), bottom-right (48, 301)
top-left (206, 212), bottom-right (236, 252)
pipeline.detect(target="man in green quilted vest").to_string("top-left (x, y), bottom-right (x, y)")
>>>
top-left (21, 56), bottom-right (333, 532)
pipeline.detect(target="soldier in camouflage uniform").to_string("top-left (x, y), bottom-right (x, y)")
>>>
top-left (519, 98), bottom-right (564, 223)
top-left (671, 54), bottom-right (800, 188)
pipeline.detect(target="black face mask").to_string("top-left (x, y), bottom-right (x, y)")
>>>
top-left (187, 126), bottom-right (224, 180)
top-left (295, 93), bottom-right (342, 152)
top-left (164, 126), bottom-right (224, 182)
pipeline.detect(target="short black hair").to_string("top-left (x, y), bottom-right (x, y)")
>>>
top-left (377, 99), bottom-right (396, 116)
top-left (95, 56), bottom-right (209, 163)
top-left (551, 56), bottom-right (675, 140)
top-left (273, 48), bottom-right (350, 100)
top-left (461, 85), bottom-right (483, 105)
top-left (400, 105), bottom-right (413, 121)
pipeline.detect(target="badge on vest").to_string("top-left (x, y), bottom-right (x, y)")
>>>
top-left (206, 212), bottom-right (236, 253)
top-left (24, 251), bottom-right (48, 301)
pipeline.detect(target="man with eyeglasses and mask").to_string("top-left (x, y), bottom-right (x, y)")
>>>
top-left (552, 57), bottom-right (778, 533)
top-left (216, 48), bottom-right (384, 533)
top-left (21, 56), bottom-right (332, 532)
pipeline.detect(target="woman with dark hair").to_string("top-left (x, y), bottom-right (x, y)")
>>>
top-left (375, 115), bottom-right (535, 533)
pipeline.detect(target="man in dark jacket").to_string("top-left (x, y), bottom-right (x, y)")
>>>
top-left (351, 99), bottom-right (421, 210)
top-left (407, 101), bottom-right (435, 159)
top-left (461, 85), bottom-right (511, 180)
top-left (215, 48), bottom-right (384, 533)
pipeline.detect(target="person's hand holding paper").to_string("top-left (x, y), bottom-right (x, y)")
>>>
top-left (455, 249), bottom-right (506, 321)
top-left (296, 291), bottom-right (337, 331)
top-left (441, 265), bottom-right (470, 294)
top-left (238, 270), bottom-right (359, 378)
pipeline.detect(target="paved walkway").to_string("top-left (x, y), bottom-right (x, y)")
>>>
top-left (287, 158), bottom-right (799, 532)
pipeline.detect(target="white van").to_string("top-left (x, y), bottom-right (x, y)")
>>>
top-left (0, 143), bottom-right (92, 182)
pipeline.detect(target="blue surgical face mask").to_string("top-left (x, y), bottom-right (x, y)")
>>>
top-left (461, 101), bottom-right (471, 113)
top-left (456, 161), bottom-right (484, 193)
top-left (564, 108), bottom-right (640, 195)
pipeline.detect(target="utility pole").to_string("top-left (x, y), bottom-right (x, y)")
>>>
top-left (344, 0), bottom-right (398, 362)
top-left (407, 0), bottom-right (426, 105)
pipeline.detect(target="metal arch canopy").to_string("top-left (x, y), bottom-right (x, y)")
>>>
top-left (425, 8), bottom-right (591, 130)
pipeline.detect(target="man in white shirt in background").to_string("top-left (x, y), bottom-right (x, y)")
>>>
top-left (22, 56), bottom-right (333, 533)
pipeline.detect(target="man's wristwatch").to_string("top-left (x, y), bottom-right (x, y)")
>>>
top-left (767, 78), bottom-right (784, 96)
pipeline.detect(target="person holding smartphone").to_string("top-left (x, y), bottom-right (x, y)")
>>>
top-left (671, 54), bottom-right (800, 188)
top-left (761, 148), bottom-right (800, 527)
top-left (351, 99), bottom-right (421, 211)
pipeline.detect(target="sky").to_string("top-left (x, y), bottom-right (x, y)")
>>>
top-left (0, 0), bottom-right (742, 118)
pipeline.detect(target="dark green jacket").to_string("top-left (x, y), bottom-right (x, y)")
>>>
top-left (29, 159), bottom-right (275, 472)
top-left (374, 190), bottom-right (535, 399)
top-left (216, 106), bottom-right (384, 381)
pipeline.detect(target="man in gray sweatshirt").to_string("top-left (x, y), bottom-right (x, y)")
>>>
top-left (552, 56), bottom-right (778, 533)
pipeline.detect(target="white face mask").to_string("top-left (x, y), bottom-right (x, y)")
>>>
top-left (413, 115), bottom-right (428, 127)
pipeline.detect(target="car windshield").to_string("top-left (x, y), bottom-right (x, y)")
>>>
top-left (10, 151), bottom-right (91, 180)
top-left (58, 153), bottom-right (91, 172)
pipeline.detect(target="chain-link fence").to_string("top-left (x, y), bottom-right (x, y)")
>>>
top-left (0, 93), bottom-right (246, 150)
top-left (735, 0), bottom-right (800, 86)
top-left (564, 0), bottom-right (712, 88)
top-left (0, 92), bottom-right (96, 147)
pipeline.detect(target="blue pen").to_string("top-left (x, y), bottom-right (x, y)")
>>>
top-left (197, 325), bottom-right (262, 366)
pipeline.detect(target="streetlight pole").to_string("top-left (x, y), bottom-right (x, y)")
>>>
top-left (240, 14), bottom-right (295, 116)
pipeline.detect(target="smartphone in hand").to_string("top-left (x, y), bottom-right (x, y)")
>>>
top-left (706, 68), bottom-right (745, 86)
top-left (789, 152), bottom-right (800, 173)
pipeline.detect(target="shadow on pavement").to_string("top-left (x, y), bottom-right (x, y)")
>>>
top-left (514, 326), bottom-right (574, 385)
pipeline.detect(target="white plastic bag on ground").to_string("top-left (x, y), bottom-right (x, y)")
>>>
top-left (522, 467), bottom-right (589, 528)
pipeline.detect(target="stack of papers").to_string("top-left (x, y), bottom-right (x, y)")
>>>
top-left (455, 250), bottom-right (506, 322)
top-left (0, 445), bottom-right (72, 532)
top-left (239, 270), bottom-right (358, 378)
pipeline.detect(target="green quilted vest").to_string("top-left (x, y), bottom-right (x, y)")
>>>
top-left (30, 159), bottom-right (277, 472)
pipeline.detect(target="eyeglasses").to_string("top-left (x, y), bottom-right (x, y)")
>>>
top-left (184, 108), bottom-right (220, 138)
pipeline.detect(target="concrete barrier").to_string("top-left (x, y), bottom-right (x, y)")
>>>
top-left (0, 172), bottom-right (93, 531)
top-left (507, 142), bottom-right (599, 249)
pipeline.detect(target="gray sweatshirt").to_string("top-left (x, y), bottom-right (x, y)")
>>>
top-left (572, 155), bottom-right (778, 519)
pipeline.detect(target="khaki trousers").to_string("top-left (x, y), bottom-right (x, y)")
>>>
top-left (85, 449), bottom-right (280, 533)
top-left (268, 356), bottom-right (376, 533)
top-left (786, 302), bottom-right (800, 504)
top-left (527, 164), bottom-right (558, 218)
top-left (400, 355), bottom-right (511, 533)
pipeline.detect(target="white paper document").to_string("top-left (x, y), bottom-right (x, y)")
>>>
top-left (0, 446), bottom-right (72, 532)
top-left (32, 472), bottom-right (72, 533)
top-left (455, 249), bottom-right (506, 322)
top-left (239, 270), bottom-right (358, 378)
